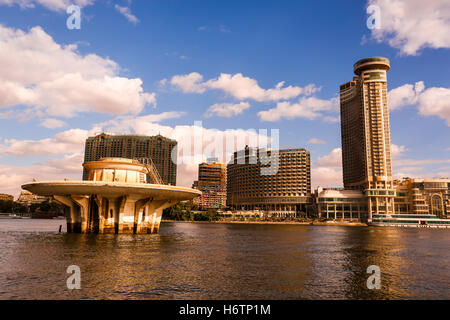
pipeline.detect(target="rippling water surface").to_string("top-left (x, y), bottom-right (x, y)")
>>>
top-left (0, 219), bottom-right (448, 299)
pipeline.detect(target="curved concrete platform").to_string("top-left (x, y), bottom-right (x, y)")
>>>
top-left (22, 181), bottom-right (201, 234)
top-left (22, 181), bottom-right (201, 200)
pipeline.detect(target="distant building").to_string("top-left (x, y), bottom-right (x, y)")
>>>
top-left (0, 193), bottom-right (14, 202)
top-left (394, 178), bottom-right (449, 218)
top-left (340, 57), bottom-right (395, 220)
top-left (192, 160), bottom-right (227, 209)
top-left (227, 146), bottom-right (312, 217)
top-left (315, 187), bottom-right (366, 220)
top-left (17, 190), bottom-right (48, 206)
top-left (83, 133), bottom-right (177, 185)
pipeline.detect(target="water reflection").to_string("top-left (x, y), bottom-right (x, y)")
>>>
top-left (0, 219), bottom-right (448, 299)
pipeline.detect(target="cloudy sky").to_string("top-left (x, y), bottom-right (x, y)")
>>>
top-left (0, 0), bottom-right (449, 197)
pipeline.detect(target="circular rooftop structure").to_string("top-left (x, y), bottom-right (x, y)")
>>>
top-left (22, 181), bottom-right (201, 200)
top-left (21, 157), bottom-right (201, 234)
top-left (353, 57), bottom-right (390, 75)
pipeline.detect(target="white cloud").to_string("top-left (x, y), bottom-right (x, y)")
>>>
top-left (316, 148), bottom-right (342, 168)
top-left (0, 127), bottom-right (100, 156)
top-left (204, 102), bottom-right (250, 118)
top-left (0, 153), bottom-right (84, 197)
top-left (0, 25), bottom-right (156, 118)
top-left (39, 118), bottom-right (67, 129)
top-left (367, 0), bottom-right (450, 55)
top-left (394, 158), bottom-right (450, 167)
top-left (0, 0), bottom-right (93, 11)
top-left (308, 138), bottom-right (326, 145)
top-left (258, 96), bottom-right (339, 122)
top-left (394, 166), bottom-right (450, 180)
top-left (389, 81), bottom-right (450, 125)
top-left (323, 115), bottom-right (340, 123)
top-left (114, 4), bottom-right (139, 25)
top-left (206, 74), bottom-right (319, 102)
top-left (170, 72), bottom-right (206, 93)
top-left (391, 144), bottom-right (408, 159)
top-left (169, 72), bottom-right (319, 102)
top-left (311, 147), bottom-right (343, 190)
top-left (389, 81), bottom-right (424, 110)
top-left (417, 87), bottom-right (450, 126)
top-left (311, 167), bottom-right (343, 191)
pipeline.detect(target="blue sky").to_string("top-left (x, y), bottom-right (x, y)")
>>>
top-left (0, 0), bottom-right (449, 196)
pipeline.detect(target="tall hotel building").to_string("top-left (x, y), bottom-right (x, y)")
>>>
top-left (227, 146), bottom-right (312, 216)
top-left (83, 133), bottom-right (177, 186)
top-left (339, 57), bottom-right (395, 220)
top-left (192, 159), bottom-right (227, 209)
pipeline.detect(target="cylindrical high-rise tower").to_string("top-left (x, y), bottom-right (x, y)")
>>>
top-left (340, 57), bottom-right (395, 221)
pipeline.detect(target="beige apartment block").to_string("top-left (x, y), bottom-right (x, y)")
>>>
top-left (192, 160), bottom-right (227, 209)
top-left (227, 146), bottom-right (312, 217)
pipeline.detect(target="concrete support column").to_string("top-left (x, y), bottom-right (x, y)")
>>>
top-left (53, 195), bottom-right (81, 233)
top-left (141, 200), bottom-right (177, 234)
top-left (117, 196), bottom-right (141, 234)
top-left (94, 195), bottom-right (105, 233)
top-left (71, 196), bottom-right (90, 233)
top-left (102, 197), bottom-right (119, 233)
top-left (134, 198), bottom-right (152, 234)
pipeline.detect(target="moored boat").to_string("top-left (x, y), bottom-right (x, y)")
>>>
top-left (369, 214), bottom-right (450, 228)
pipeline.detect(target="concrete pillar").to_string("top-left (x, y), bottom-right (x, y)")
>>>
top-left (134, 197), bottom-right (152, 234)
top-left (53, 195), bottom-right (81, 233)
top-left (103, 197), bottom-right (120, 234)
top-left (117, 196), bottom-right (141, 234)
top-left (142, 200), bottom-right (176, 234)
top-left (71, 196), bottom-right (90, 233)
top-left (94, 195), bottom-right (105, 233)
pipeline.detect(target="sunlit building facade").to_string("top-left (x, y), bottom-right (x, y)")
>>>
top-left (0, 193), bottom-right (14, 202)
top-left (227, 146), bottom-right (312, 217)
top-left (83, 133), bottom-right (177, 185)
top-left (192, 160), bottom-right (227, 209)
top-left (17, 190), bottom-right (48, 206)
top-left (394, 178), bottom-right (450, 218)
top-left (316, 188), bottom-right (366, 220)
top-left (340, 57), bottom-right (395, 220)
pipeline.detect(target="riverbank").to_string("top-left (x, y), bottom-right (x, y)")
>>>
top-left (161, 219), bottom-right (368, 227)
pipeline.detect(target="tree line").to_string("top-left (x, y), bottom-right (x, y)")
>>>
top-left (0, 200), bottom-right (65, 215)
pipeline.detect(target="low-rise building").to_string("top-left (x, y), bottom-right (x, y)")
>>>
top-left (315, 178), bottom-right (450, 221)
top-left (394, 178), bottom-right (449, 218)
top-left (17, 190), bottom-right (48, 206)
top-left (0, 193), bottom-right (14, 202)
top-left (315, 187), bottom-right (366, 220)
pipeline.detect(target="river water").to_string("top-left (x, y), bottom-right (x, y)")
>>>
top-left (0, 218), bottom-right (448, 299)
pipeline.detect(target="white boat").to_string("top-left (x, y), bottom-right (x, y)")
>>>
top-left (369, 214), bottom-right (450, 228)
